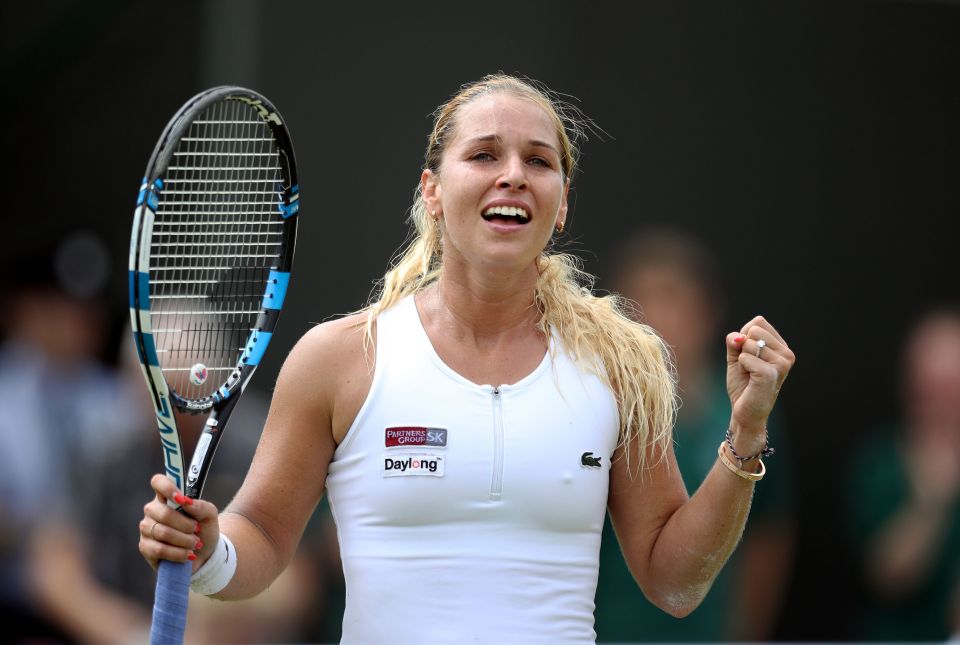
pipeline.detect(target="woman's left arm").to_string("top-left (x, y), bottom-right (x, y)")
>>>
top-left (608, 316), bottom-right (795, 618)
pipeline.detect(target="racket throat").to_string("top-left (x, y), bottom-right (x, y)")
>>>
top-left (184, 395), bottom-right (239, 499)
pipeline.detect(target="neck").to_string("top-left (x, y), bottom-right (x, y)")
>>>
top-left (425, 262), bottom-right (542, 345)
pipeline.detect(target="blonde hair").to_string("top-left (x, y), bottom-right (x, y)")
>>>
top-left (363, 74), bottom-right (676, 472)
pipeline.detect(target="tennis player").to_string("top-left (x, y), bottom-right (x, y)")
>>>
top-left (139, 74), bottom-right (794, 643)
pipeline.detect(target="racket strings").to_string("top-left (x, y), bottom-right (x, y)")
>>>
top-left (150, 98), bottom-right (284, 401)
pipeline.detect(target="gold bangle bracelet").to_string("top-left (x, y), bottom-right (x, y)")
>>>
top-left (717, 442), bottom-right (765, 482)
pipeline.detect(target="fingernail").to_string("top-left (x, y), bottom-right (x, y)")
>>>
top-left (195, 540), bottom-right (204, 551)
top-left (188, 553), bottom-right (197, 561)
top-left (173, 493), bottom-right (186, 505)
top-left (194, 522), bottom-right (201, 534)
top-left (734, 335), bottom-right (745, 344)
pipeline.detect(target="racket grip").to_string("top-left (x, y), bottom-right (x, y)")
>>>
top-left (150, 559), bottom-right (192, 645)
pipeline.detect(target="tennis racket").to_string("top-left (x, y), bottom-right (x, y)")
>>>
top-left (128, 86), bottom-right (299, 645)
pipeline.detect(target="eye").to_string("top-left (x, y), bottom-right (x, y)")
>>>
top-left (527, 157), bottom-right (552, 168)
top-left (470, 151), bottom-right (495, 162)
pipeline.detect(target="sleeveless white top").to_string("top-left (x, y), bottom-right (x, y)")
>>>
top-left (325, 295), bottom-right (620, 644)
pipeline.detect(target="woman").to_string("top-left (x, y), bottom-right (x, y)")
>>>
top-left (139, 74), bottom-right (795, 643)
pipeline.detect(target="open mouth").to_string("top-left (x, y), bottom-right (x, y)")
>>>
top-left (482, 205), bottom-right (531, 225)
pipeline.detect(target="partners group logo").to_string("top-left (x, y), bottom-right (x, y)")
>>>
top-left (384, 426), bottom-right (448, 448)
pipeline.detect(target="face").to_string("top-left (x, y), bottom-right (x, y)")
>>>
top-left (904, 317), bottom-right (960, 432)
top-left (422, 93), bottom-right (569, 274)
top-left (620, 265), bottom-right (716, 367)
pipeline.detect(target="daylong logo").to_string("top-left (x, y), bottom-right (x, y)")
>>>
top-left (382, 453), bottom-right (445, 477)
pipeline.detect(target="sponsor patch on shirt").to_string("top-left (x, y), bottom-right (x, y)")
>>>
top-left (382, 453), bottom-right (445, 477)
top-left (384, 426), bottom-right (448, 448)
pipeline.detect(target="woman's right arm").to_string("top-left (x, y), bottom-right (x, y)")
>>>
top-left (139, 314), bottom-right (366, 599)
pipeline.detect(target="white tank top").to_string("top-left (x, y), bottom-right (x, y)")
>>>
top-left (325, 295), bottom-right (620, 644)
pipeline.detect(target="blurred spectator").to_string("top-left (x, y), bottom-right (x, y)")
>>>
top-left (847, 306), bottom-right (960, 640)
top-left (594, 229), bottom-right (795, 642)
top-left (0, 230), bottom-right (340, 643)
top-left (27, 338), bottom-right (321, 644)
top-left (0, 230), bottom-right (129, 641)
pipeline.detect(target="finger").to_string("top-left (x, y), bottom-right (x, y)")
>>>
top-left (742, 336), bottom-right (780, 361)
top-left (150, 473), bottom-right (205, 514)
top-left (740, 315), bottom-right (788, 347)
top-left (178, 498), bottom-right (219, 524)
top-left (744, 322), bottom-right (795, 367)
top-left (737, 351), bottom-right (781, 387)
top-left (144, 501), bottom-right (202, 539)
top-left (150, 473), bottom-right (188, 507)
top-left (738, 349), bottom-right (791, 390)
top-left (140, 516), bottom-right (200, 551)
top-left (139, 533), bottom-right (199, 565)
top-left (726, 331), bottom-right (747, 366)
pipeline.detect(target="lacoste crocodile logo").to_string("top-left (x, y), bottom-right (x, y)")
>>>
top-left (581, 452), bottom-right (602, 468)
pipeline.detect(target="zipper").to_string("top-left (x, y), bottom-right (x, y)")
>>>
top-left (490, 386), bottom-right (504, 500)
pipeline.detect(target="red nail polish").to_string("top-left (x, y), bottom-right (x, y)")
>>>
top-left (194, 522), bottom-right (201, 534)
top-left (173, 493), bottom-right (186, 505)
top-left (734, 335), bottom-right (745, 344)
top-left (195, 540), bottom-right (204, 551)
top-left (188, 553), bottom-right (197, 561)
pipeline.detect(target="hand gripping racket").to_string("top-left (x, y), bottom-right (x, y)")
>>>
top-left (128, 86), bottom-right (299, 645)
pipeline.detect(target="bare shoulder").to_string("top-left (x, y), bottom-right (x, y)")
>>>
top-left (277, 310), bottom-right (375, 442)
top-left (289, 311), bottom-right (371, 369)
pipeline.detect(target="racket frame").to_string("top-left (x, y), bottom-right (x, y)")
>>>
top-left (129, 86), bottom-right (299, 500)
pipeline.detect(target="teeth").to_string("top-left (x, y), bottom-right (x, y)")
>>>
top-left (483, 205), bottom-right (530, 221)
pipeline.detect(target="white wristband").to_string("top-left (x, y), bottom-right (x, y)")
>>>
top-left (189, 533), bottom-right (237, 596)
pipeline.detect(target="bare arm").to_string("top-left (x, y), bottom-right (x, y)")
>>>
top-left (609, 316), bottom-right (794, 618)
top-left (139, 313), bottom-right (370, 599)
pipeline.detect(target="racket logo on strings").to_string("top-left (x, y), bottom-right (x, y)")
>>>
top-left (189, 363), bottom-right (208, 386)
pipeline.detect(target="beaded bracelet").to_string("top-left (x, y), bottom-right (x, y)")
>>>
top-left (717, 442), bottom-right (766, 481)
top-left (724, 427), bottom-right (775, 466)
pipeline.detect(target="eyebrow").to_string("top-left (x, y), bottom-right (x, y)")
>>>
top-left (464, 134), bottom-right (560, 156)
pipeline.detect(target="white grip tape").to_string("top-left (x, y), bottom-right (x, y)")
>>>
top-left (189, 533), bottom-right (237, 596)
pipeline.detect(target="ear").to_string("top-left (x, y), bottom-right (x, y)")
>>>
top-left (421, 169), bottom-right (442, 215)
top-left (556, 179), bottom-right (570, 230)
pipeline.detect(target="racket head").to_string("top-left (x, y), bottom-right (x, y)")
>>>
top-left (129, 86), bottom-right (299, 490)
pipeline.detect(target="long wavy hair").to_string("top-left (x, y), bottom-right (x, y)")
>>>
top-left (362, 74), bottom-right (676, 471)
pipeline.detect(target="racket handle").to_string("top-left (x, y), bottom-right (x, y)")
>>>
top-left (150, 559), bottom-right (192, 645)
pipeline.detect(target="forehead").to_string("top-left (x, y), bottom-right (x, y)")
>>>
top-left (911, 319), bottom-right (960, 353)
top-left (449, 93), bottom-right (558, 148)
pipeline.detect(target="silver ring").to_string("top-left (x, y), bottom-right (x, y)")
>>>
top-left (150, 521), bottom-right (159, 540)
top-left (755, 339), bottom-right (767, 358)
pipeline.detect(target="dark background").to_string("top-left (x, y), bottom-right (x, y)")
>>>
top-left (3, 0), bottom-right (958, 639)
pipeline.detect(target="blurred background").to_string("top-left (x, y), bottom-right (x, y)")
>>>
top-left (2, 0), bottom-right (959, 642)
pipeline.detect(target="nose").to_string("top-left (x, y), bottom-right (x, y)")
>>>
top-left (497, 154), bottom-right (528, 190)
